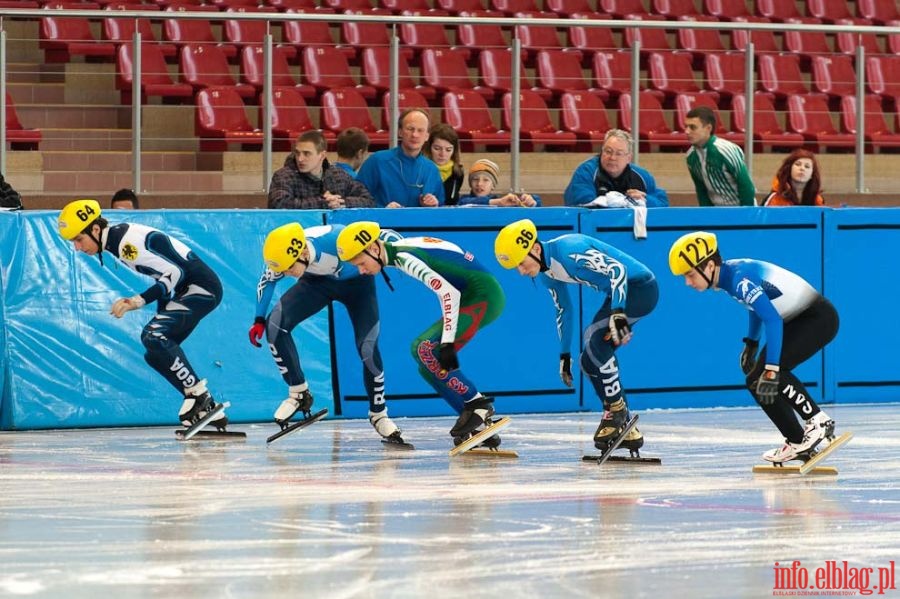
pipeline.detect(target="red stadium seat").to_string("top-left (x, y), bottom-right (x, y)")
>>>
top-left (380, 0), bottom-right (431, 12)
top-left (479, 48), bottom-right (553, 101)
top-left (677, 16), bottom-right (726, 65)
top-left (599, 0), bottom-right (648, 18)
top-left (180, 44), bottom-right (256, 99)
top-left (756, 0), bottom-right (804, 22)
top-left (270, 87), bottom-right (335, 151)
top-left (834, 18), bottom-right (883, 55)
top-left (704, 0), bottom-right (753, 20)
top-left (103, 4), bottom-right (176, 59)
top-left (732, 93), bottom-right (804, 150)
top-left (421, 49), bottom-right (493, 101)
top-left (886, 20), bottom-right (900, 55)
top-left (759, 53), bottom-right (811, 101)
top-left (841, 95), bottom-right (900, 151)
top-left (4, 94), bottom-right (42, 150)
top-left (592, 50), bottom-right (644, 100)
top-left (648, 51), bottom-right (709, 103)
top-left (442, 89), bottom-right (511, 148)
top-left (731, 16), bottom-right (780, 53)
top-left (457, 21), bottom-right (508, 57)
top-left (241, 46), bottom-right (316, 99)
top-left (381, 89), bottom-right (432, 128)
top-left (560, 91), bottom-right (613, 151)
top-left (546, 0), bottom-right (594, 17)
top-left (856, 0), bottom-right (899, 24)
top-left (223, 7), bottom-right (296, 58)
top-left (164, 8), bottom-right (238, 62)
top-left (652, 0), bottom-right (700, 19)
top-left (435, 0), bottom-right (486, 14)
top-left (342, 11), bottom-right (414, 59)
top-left (623, 15), bottom-right (673, 55)
top-left (322, 0), bottom-right (373, 11)
top-left (399, 16), bottom-right (471, 62)
top-left (705, 51), bottom-right (750, 100)
top-left (674, 91), bottom-right (744, 145)
top-left (783, 18), bottom-right (831, 66)
top-left (787, 93), bottom-right (855, 152)
top-left (320, 88), bottom-right (391, 146)
top-left (502, 90), bottom-right (577, 149)
top-left (537, 49), bottom-right (608, 99)
top-left (195, 86), bottom-right (263, 151)
top-left (117, 42), bottom-right (193, 104)
top-left (811, 55), bottom-right (857, 103)
top-left (568, 19), bottom-right (617, 57)
top-left (618, 90), bottom-right (687, 150)
top-left (807, 0), bottom-right (858, 23)
top-left (866, 55), bottom-right (900, 107)
top-left (40, 8), bottom-right (116, 62)
top-left (303, 46), bottom-right (377, 100)
top-left (282, 10), bottom-right (356, 62)
top-left (361, 47), bottom-right (437, 102)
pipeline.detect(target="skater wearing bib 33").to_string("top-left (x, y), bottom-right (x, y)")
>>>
top-left (255, 222), bottom-right (403, 443)
top-left (57, 199), bottom-right (229, 432)
top-left (336, 221), bottom-right (506, 450)
top-left (495, 219), bottom-right (658, 455)
top-left (668, 231), bottom-right (840, 463)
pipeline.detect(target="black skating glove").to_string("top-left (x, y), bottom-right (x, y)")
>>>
top-left (756, 365), bottom-right (780, 405)
top-left (437, 342), bottom-right (459, 371)
top-left (559, 353), bottom-right (573, 387)
top-left (248, 316), bottom-right (266, 347)
top-left (740, 337), bottom-right (759, 375)
top-left (607, 309), bottom-right (632, 346)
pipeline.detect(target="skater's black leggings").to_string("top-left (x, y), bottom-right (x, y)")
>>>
top-left (745, 296), bottom-right (839, 443)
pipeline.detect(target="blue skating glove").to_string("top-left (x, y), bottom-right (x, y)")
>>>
top-left (756, 365), bottom-right (780, 405)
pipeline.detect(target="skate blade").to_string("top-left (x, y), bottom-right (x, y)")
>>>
top-left (381, 437), bottom-right (415, 451)
top-left (266, 408), bottom-right (329, 445)
top-left (752, 464), bottom-right (838, 475)
top-left (175, 429), bottom-right (246, 440)
top-left (463, 448), bottom-right (519, 459)
top-left (449, 417), bottom-right (511, 457)
top-left (582, 454), bottom-right (661, 465)
top-left (590, 414), bottom-right (640, 466)
top-left (177, 401), bottom-right (230, 441)
top-left (798, 431), bottom-right (853, 475)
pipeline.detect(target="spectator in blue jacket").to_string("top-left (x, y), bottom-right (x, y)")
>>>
top-left (356, 108), bottom-right (444, 208)
top-left (564, 129), bottom-right (668, 208)
top-left (458, 159), bottom-right (542, 207)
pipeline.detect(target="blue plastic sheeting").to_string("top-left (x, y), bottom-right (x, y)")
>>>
top-left (579, 207), bottom-right (825, 410)
top-left (327, 207), bottom-right (584, 418)
top-left (0, 210), bottom-right (331, 430)
top-left (0, 212), bottom-right (17, 425)
top-left (824, 209), bottom-right (900, 404)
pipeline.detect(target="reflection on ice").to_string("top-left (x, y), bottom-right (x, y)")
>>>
top-left (0, 405), bottom-right (898, 598)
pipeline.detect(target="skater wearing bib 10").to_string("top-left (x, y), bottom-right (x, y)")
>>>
top-left (668, 231), bottom-right (840, 463)
top-left (57, 199), bottom-right (229, 431)
top-left (253, 222), bottom-right (402, 442)
top-left (495, 219), bottom-right (658, 454)
top-left (336, 221), bottom-right (506, 449)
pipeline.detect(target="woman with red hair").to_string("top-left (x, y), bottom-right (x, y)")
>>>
top-left (764, 150), bottom-right (825, 207)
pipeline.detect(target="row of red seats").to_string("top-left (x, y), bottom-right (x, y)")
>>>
top-left (25, 0), bottom-right (900, 24)
top-left (2, 94), bottom-right (43, 150)
top-left (193, 83), bottom-right (900, 154)
top-left (38, 4), bottom-right (900, 65)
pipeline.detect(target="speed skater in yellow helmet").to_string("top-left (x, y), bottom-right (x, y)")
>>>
top-left (263, 222), bottom-right (309, 274)
top-left (336, 221), bottom-right (394, 290)
top-left (668, 231), bottom-right (720, 290)
top-left (494, 219), bottom-right (542, 275)
top-left (58, 198), bottom-right (109, 264)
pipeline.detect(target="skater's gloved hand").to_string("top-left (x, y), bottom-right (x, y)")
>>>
top-left (248, 317), bottom-right (266, 347)
top-left (740, 337), bottom-right (759, 374)
top-left (437, 342), bottom-right (459, 371)
top-left (756, 365), bottom-right (781, 405)
top-left (559, 353), bottom-right (573, 387)
top-left (607, 309), bottom-right (632, 346)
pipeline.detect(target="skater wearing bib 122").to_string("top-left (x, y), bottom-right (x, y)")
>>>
top-left (57, 199), bottom-right (229, 431)
top-left (336, 221), bottom-right (506, 449)
top-left (254, 222), bottom-right (402, 442)
top-left (495, 219), bottom-right (658, 454)
top-left (668, 231), bottom-right (839, 463)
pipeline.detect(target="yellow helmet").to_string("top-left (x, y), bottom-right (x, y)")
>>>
top-left (263, 222), bottom-right (307, 273)
top-left (58, 199), bottom-right (102, 240)
top-left (495, 219), bottom-right (538, 269)
top-left (668, 231), bottom-right (718, 275)
top-left (336, 221), bottom-right (381, 261)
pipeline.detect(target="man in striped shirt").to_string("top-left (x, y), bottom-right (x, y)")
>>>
top-left (684, 106), bottom-right (756, 206)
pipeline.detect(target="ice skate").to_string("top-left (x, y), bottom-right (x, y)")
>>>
top-left (449, 396), bottom-right (495, 440)
top-left (274, 385), bottom-right (314, 428)
top-left (804, 411), bottom-right (836, 444)
top-left (754, 430), bottom-right (853, 475)
top-left (593, 398), bottom-right (629, 452)
top-left (179, 379), bottom-right (228, 430)
top-left (449, 415), bottom-right (511, 457)
top-left (371, 410), bottom-right (414, 450)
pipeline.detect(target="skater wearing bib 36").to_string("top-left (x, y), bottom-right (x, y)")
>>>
top-left (336, 221), bottom-right (506, 450)
top-left (668, 231), bottom-right (840, 463)
top-left (57, 199), bottom-right (229, 432)
top-left (495, 219), bottom-right (658, 455)
top-left (255, 222), bottom-right (403, 443)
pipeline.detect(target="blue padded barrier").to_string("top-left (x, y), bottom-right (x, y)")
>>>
top-left (0, 210), bottom-right (331, 430)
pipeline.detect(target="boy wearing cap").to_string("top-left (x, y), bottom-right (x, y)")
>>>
top-left (252, 222), bottom-right (402, 442)
top-left (335, 221), bottom-right (507, 450)
top-left (494, 219), bottom-right (658, 454)
top-left (56, 199), bottom-right (229, 431)
top-left (459, 159), bottom-right (542, 207)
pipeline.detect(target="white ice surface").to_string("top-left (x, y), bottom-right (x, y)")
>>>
top-left (0, 405), bottom-right (898, 599)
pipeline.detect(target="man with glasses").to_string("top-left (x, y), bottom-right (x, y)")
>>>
top-left (357, 108), bottom-right (445, 208)
top-left (268, 130), bottom-right (374, 210)
top-left (563, 129), bottom-right (668, 208)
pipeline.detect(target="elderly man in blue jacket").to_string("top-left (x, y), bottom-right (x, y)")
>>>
top-left (564, 129), bottom-right (668, 208)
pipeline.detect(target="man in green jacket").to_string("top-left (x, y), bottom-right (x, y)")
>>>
top-left (684, 106), bottom-right (756, 206)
